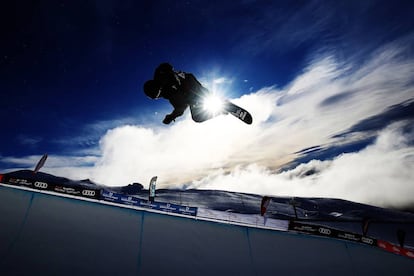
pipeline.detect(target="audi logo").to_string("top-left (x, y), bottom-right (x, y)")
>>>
top-left (82, 190), bottom-right (96, 196)
top-left (34, 181), bottom-right (48, 189)
top-left (361, 237), bottom-right (374, 245)
top-left (318, 228), bottom-right (331, 235)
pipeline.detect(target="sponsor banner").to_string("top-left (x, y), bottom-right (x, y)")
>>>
top-left (159, 202), bottom-right (179, 213)
top-left (101, 190), bottom-right (197, 216)
top-left (54, 185), bottom-right (81, 196)
top-left (2, 176), bottom-right (100, 199)
top-left (177, 205), bottom-right (198, 216)
top-left (5, 177), bottom-right (34, 188)
top-left (101, 190), bottom-right (124, 204)
top-left (139, 200), bottom-right (198, 216)
top-left (80, 188), bottom-right (100, 199)
top-left (120, 195), bottom-right (141, 206)
top-left (138, 200), bottom-right (161, 209)
top-left (33, 181), bottom-right (50, 190)
top-left (289, 221), bottom-right (377, 246)
top-left (377, 240), bottom-right (414, 259)
top-left (52, 185), bottom-right (100, 199)
top-left (102, 190), bottom-right (149, 208)
top-left (158, 202), bottom-right (198, 216)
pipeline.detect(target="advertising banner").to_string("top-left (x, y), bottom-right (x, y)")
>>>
top-left (4, 176), bottom-right (35, 188)
top-left (101, 190), bottom-right (124, 204)
top-left (101, 189), bottom-right (197, 216)
top-left (289, 221), bottom-right (377, 246)
top-left (377, 240), bottom-right (414, 259)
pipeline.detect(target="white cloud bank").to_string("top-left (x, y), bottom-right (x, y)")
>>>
top-left (8, 39), bottom-right (414, 209)
top-left (191, 122), bottom-right (414, 209)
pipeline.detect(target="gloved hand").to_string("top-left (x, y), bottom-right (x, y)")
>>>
top-left (163, 114), bottom-right (175, 124)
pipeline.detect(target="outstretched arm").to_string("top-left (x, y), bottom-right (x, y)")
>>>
top-left (163, 108), bottom-right (185, 124)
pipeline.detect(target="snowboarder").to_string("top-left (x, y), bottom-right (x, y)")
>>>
top-left (143, 63), bottom-right (252, 124)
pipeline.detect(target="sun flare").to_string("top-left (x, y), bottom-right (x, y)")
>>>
top-left (203, 94), bottom-right (225, 115)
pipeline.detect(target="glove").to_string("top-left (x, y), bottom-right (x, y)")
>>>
top-left (163, 114), bottom-right (175, 124)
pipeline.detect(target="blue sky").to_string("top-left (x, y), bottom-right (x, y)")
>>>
top-left (1, 1), bottom-right (414, 209)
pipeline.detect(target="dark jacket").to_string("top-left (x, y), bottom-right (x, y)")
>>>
top-left (155, 69), bottom-right (209, 122)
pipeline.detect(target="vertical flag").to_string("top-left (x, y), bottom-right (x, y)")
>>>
top-left (34, 154), bottom-right (48, 174)
top-left (149, 176), bottom-right (157, 202)
top-left (362, 218), bottom-right (371, 236)
top-left (397, 229), bottom-right (406, 248)
top-left (260, 196), bottom-right (271, 216)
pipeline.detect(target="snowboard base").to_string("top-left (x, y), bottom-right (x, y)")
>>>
top-left (225, 101), bottom-right (253, 124)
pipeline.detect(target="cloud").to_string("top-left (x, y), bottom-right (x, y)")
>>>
top-left (191, 122), bottom-right (414, 209)
top-left (17, 135), bottom-right (42, 147)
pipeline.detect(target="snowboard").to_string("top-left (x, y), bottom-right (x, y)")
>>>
top-left (225, 101), bottom-right (253, 124)
top-left (189, 99), bottom-right (253, 124)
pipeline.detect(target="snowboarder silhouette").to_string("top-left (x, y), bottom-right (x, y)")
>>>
top-left (143, 63), bottom-right (252, 125)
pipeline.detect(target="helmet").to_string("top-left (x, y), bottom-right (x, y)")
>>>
top-left (154, 62), bottom-right (179, 88)
top-left (143, 79), bottom-right (161, 99)
top-left (155, 62), bottom-right (174, 74)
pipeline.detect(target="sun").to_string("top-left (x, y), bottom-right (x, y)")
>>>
top-left (198, 72), bottom-right (232, 117)
top-left (203, 94), bottom-right (225, 116)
